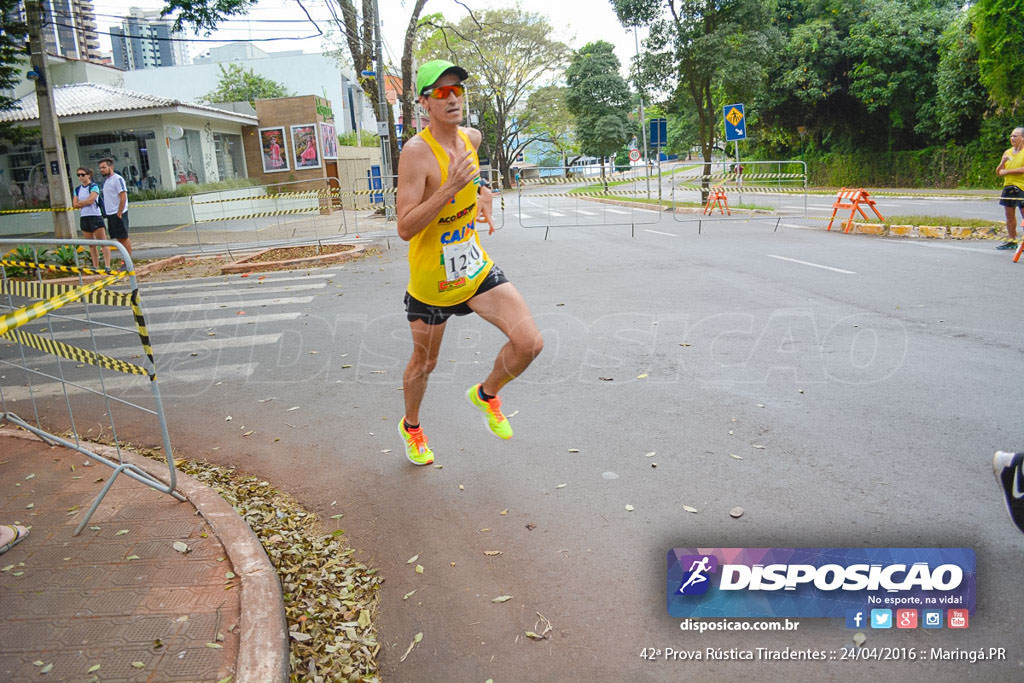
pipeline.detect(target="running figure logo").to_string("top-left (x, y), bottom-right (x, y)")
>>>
top-left (676, 554), bottom-right (718, 596)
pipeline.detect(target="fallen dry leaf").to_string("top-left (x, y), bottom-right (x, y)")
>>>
top-left (483, 550), bottom-right (502, 556)
top-left (491, 595), bottom-right (513, 603)
top-left (683, 505), bottom-right (698, 514)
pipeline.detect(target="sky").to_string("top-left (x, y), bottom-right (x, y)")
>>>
top-left (89, 0), bottom-right (646, 76)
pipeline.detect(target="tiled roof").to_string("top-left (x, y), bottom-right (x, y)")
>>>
top-left (0, 82), bottom-right (257, 123)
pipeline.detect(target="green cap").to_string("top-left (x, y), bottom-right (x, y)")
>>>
top-left (416, 59), bottom-right (469, 96)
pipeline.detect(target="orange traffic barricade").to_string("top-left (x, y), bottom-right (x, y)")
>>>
top-left (703, 186), bottom-right (730, 215)
top-left (1013, 240), bottom-right (1023, 263)
top-left (827, 187), bottom-right (885, 232)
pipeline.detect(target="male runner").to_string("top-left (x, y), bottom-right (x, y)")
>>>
top-left (395, 59), bottom-right (543, 465)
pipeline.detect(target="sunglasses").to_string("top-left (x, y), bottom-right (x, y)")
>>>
top-left (76, 172), bottom-right (88, 176)
top-left (423, 84), bottom-right (465, 100)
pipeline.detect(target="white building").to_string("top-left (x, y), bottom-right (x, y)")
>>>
top-left (122, 42), bottom-right (376, 136)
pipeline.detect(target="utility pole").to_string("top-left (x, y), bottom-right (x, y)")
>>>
top-left (26, 1), bottom-right (74, 239)
top-left (372, 0), bottom-right (395, 219)
top-left (633, 26), bottom-right (649, 199)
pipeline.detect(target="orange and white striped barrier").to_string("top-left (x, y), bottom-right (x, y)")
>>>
top-left (827, 188), bottom-right (884, 233)
top-left (703, 186), bottom-right (731, 216)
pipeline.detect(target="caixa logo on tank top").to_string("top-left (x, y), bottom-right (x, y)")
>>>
top-left (666, 548), bottom-right (975, 618)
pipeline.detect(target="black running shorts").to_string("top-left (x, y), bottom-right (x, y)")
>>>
top-left (404, 264), bottom-right (509, 325)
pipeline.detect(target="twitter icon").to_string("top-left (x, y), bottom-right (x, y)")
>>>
top-left (870, 609), bottom-right (892, 629)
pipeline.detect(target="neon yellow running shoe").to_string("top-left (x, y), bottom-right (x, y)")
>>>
top-left (398, 418), bottom-right (434, 466)
top-left (466, 384), bottom-right (513, 440)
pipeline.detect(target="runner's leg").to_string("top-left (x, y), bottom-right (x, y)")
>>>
top-left (467, 282), bottom-right (543, 395)
top-left (403, 318), bottom-right (447, 425)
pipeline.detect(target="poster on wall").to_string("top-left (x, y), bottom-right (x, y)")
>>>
top-left (291, 124), bottom-right (322, 169)
top-left (259, 126), bottom-right (290, 173)
top-left (320, 122), bottom-right (338, 160)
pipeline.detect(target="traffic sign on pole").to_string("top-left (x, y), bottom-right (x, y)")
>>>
top-left (628, 148), bottom-right (641, 162)
top-left (649, 118), bottom-right (667, 148)
top-left (723, 104), bottom-right (746, 141)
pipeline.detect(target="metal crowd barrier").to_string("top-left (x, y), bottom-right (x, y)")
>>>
top-left (0, 238), bottom-right (183, 534)
top-left (515, 165), bottom-right (666, 239)
top-left (671, 160), bottom-right (809, 230)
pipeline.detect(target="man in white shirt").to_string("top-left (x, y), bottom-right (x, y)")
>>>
top-left (98, 157), bottom-right (131, 258)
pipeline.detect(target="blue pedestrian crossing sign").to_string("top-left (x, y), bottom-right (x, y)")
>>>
top-left (723, 104), bottom-right (746, 141)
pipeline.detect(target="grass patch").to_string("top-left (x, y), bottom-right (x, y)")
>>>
top-left (859, 215), bottom-right (1003, 228)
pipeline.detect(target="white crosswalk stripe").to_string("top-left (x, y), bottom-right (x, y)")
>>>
top-left (2, 273), bottom-right (308, 400)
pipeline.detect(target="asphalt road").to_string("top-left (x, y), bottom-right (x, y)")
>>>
top-left (6, 205), bottom-right (1023, 681)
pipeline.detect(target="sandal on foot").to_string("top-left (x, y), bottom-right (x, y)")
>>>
top-left (0, 524), bottom-right (29, 554)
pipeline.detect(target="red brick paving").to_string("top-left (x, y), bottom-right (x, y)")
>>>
top-left (0, 434), bottom-right (239, 681)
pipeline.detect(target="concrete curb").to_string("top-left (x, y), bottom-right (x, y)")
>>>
top-left (0, 428), bottom-right (290, 683)
top-left (220, 243), bottom-right (366, 274)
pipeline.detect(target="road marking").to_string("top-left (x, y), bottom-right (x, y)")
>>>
top-left (644, 229), bottom-right (676, 237)
top-left (891, 240), bottom-right (1003, 255)
top-left (140, 273), bottom-right (332, 292)
top-left (56, 333), bottom-right (285, 359)
top-left (139, 296), bottom-right (315, 315)
top-left (36, 312), bottom-right (305, 340)
top-left (577, 209), bottom-right (598, 216)
top-left (767, 254), bottom-right (856, 274)
top-left (0, 362), bottom-right (258, 400)
top-left (136, 282), bottom-right (327, 299)
top-left (781, 223), bottom-right (815, 229)
top-left (549, 211), bottom-right (566, 217)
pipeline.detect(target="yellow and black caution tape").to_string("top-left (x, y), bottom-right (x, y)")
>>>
top-left (0, 278), bottom-right (131, 307)
top-left (0, 271), bottom-right (125, 336)
top-left (0, 206), bottom-right (75, 214)
top-left (195, 206), bottom-right (323, 223)
top-left (0, 259), bottom-right (130, 277)
top-left (129, 290), bottom-right (155, 370)
top-left (191, 188), bottom-right (343, 205)
top-left (346, 187), bottom-right (397, 196)
top-left (0, 328), bottom-right (149, 377)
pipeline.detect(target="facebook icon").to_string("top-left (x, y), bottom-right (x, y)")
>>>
top-left (845, 609), bottom-right (866, 629)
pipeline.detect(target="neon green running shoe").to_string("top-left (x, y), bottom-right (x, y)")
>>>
top-left (398, 418), bottom-right (434, 466)
top-left (466, 384), bottom-right (513, 440)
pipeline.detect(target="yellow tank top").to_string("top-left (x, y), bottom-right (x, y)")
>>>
top-left (406, 127), bottom-right (493, 306)
top-left (1004, 147), bottom-right (1024, 190)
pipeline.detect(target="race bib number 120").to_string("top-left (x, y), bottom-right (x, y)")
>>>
top-left (442, 239), bottom-right (485, 281)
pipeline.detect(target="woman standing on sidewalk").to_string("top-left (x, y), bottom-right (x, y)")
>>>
top-left (72, 167), bottom-right (110, 269)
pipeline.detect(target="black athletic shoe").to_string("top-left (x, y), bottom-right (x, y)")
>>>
top-left (995, 241), bottom-right (1018, 250)
top-left (992, 451), bottom-right (1024, 534)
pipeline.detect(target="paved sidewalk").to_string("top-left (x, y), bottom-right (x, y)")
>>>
top-left (0, 429), bottom-right (287, 681)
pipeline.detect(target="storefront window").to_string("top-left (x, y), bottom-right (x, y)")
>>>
top-left (169, 130), bottom-right (205, 185)
top-left (0, 142), bottom-right (46, 209)
top-left (77, 130), bottom-right (159, 191)
top-left (213, 133), bottom-right (244, 180)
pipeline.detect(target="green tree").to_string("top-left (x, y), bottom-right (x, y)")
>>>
top-left (565, 41), bottom-right (631, 189)
top-left (844, 0), bottom-right (955, 145)
top-left (163, 0), bottom-right (256, 33)
top-left (0, 0), bottom-right (28, 140)
top-left (933, 10), bottom-right (986, 142)
top-left (417, 7), bottom-right (569, 187)
top-left (612, 0), bottom-right (775, 198)
top-left (199, 63), bottom-right (290, 106)
top-left (973, 0), bottom-right (1024, 116)
top-left (523, 85), bottom-right (579, 168)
